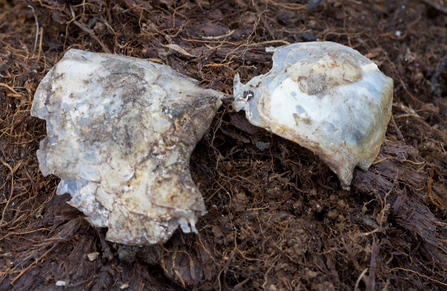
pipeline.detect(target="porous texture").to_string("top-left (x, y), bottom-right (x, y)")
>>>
top-left (233, 42), bottom-right (393, 188)
top-left (31, 49), bottom-right (223, 245)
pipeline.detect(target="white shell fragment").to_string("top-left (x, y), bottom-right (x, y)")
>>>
top-left (31, 49), bottom-right (223, 245)
top-left (233, 42), bottom-right (393, 188)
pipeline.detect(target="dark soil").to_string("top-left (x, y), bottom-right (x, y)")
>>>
top-left (1, 0), bottom-right (447, 290)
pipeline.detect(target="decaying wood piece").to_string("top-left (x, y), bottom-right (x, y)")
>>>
top-left (31, 49), bottom-right (223, 245)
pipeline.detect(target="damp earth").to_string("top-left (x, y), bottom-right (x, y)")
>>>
top-left (1, 1), bottom-right (447, 290)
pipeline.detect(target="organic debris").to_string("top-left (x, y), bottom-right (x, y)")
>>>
top-left (1, 0), bottom-right (446, 290)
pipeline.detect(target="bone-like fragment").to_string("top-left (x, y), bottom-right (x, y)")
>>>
top-left (31, 49), bottom-right (223, 245)
top-left (233, 42), bottom-right (393, 188)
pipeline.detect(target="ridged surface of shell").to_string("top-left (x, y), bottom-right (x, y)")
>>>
top-left (233, 42), bottom-right (393, 188)
top-left (31, 49), bottom-right (223, 245)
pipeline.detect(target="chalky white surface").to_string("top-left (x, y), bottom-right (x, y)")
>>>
top-left (32, 49), bottom-right (223, 245)
top-left (233, 42), bottom-right (393, 188)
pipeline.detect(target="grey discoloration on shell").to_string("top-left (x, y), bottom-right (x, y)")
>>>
top-left (31, 49), bottom-right (223, 245)
top-left (233, 42), bottom-right (393, 188)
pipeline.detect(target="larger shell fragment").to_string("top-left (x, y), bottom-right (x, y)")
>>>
top-left (233, 42), bottom-right (393, 188)
top-left (31, 49), bottom-right (223, 245)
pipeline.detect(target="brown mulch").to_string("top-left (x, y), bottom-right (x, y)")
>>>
top-left (1, 0), bottom-right (447, 290)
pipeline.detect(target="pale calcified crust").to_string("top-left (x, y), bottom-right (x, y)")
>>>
top-left (31, 49), bottom-right (223, 245)
top-left (233, 42), bottom-right (393, 188)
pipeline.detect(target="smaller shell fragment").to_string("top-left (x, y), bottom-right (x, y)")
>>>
top-left (87, 252), bottom-right (100, 261)
top-left (55, 281), bottom-right (67, 287)
top-left (31, 49), bottom-right (223, 245)
top-left (233, 42), bottom-right (393, 188)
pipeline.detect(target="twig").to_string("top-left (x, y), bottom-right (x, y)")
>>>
top-left (0, 83), bottom-right (17, 94)
top-left (354, 268), bottom-right (368, 291)
top-left (389, 267), bottom-right (447, 286)
top-left (0, 158), bottom-right (14, 227)
top-left (73, 20), bottom-right (111, 54)
top-left (202, 30), bottom-right (235, 40)
top-left (372, 40), bottom-right (425, 105)
top-left (27, 5), bottom-right (39, 54)
top-left (37, 27), bottom-right (43, 63)
top-left (420, 0), bottom-right (447, 14)
top-left (366, 239), bottom-right (378, 291)
top-left (390, 114), bottom-right (403, 141)
top-left (10, 244), bottom-right (59, 284)
top-left (265, 0), bottom-right (307, 10)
